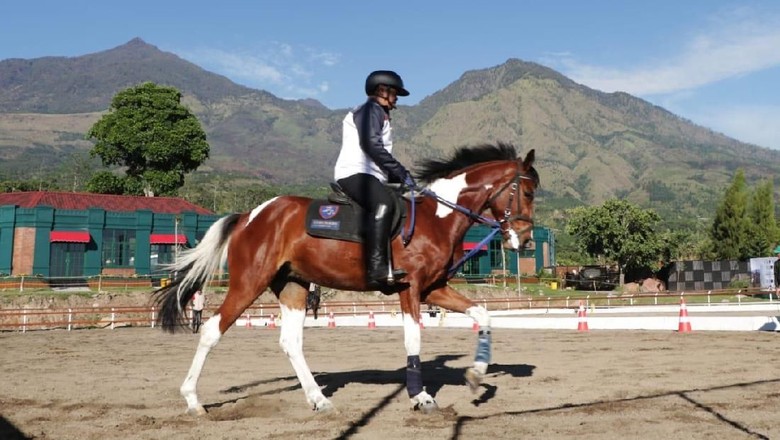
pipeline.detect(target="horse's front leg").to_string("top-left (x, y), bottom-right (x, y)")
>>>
top-left (399, 292), bottom-right (438, 413)
top-left (278, 283), bottom-right (334, 412)
top-left (426, 284), bottom-right (491, 393)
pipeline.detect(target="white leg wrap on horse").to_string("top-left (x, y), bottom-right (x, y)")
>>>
top-left (465, 305), bottom-right (491, 329)
top-left (181, 314), bottom-right (222, 414)
top-left (278, 305), bottom-right (331, 410)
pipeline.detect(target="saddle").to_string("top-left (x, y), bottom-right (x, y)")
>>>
top-left (305, 182), bottom-right (407, 243)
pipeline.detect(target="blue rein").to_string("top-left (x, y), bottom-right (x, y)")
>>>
top-left (402, 187), bottom-right (503, 279)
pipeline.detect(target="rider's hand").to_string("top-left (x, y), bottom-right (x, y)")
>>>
top-left (403, 172), bottom-right (416, 190)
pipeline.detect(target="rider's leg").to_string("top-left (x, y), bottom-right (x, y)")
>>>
top-left (337, 173), bottom-right (406, 286)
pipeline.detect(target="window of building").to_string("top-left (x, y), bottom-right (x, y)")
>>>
top-left (489, 239), bottom-right (503, 268)
top-left (102, 229), bottom-right (136, 267)
top-left (50, 242), bottom-right (86, 278)
top-left (461, 257), bottom-right (481, 276)
top-left (488, 239), bottom-right (535, 271)
top-left (150, 244), bottom-right (178, 274)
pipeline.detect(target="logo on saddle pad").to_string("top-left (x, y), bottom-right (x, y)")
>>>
top-left (305, 199), bottom-right (405, 243)
top-left (319, 205), bottom-right (339, 219)
top-left (309, 204), bottom-right (341, 232)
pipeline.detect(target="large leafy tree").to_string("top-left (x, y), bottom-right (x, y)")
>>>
top-left (709, 169), bottom-right (751, 259)
top-left (745, 179), bottom-right (778, 257)
top-left (86, 82), bottom-right (209, 196)
top-left (565, 199), bottom-right (662, 279)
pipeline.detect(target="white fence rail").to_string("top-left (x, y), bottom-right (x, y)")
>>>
top-left (3, 290), bottom-right (779, 333)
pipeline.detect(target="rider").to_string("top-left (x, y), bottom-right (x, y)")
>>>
top-left (334, 70), bottom-right (417, 289)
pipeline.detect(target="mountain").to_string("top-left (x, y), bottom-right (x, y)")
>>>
top-left (1, 38), bottom-right (778, 224)
top-left (398, 59), bottom-right (780, 220)
top-left (0, 37), bottom-right (256, 112)
top-left (0, 38), bottom-right (341, 184)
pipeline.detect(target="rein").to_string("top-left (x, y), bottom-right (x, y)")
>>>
top-left (404, 171), bottom-right (536, 278)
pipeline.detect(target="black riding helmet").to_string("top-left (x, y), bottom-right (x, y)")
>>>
top-left (365, 70), bottom-right (410, 97)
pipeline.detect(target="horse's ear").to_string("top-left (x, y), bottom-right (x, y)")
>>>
top-left (521, 149), bottom-right (535, 168)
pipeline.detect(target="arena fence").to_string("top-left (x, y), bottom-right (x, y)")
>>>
top-left (0, 274), bottom-right (231, 292)
top-left (2, 288), bottom-right (777, 333)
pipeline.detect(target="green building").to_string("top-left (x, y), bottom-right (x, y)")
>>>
top-left (0, 191), bottom-right (218, 279)
top-left (460, 224), bottom-right (555, 277)
top-left (0, 191), bottom-right (554, 282)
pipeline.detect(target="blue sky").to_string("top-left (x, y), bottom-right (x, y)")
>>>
top-left (2, 1), bottom-right (779, 150)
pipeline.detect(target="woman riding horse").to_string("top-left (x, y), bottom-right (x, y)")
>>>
top-left (155, 142), bottom-right (538, 415)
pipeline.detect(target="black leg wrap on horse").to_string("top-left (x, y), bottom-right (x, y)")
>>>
top-left (406, 355), bottom-right (423, 397)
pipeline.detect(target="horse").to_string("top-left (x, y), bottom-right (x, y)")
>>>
top-left (154, 142), bottom-right (538, 415)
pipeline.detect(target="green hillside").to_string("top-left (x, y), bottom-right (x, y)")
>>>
top-left (1, 39), bottom-right (778, 228)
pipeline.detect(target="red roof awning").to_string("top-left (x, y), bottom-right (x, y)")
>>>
top-left (50, 231), bottom-right (91, 243)
top-left (150, 233), bottom-right (187, 245)
top-left (463, 242), bottom-right (488, 251)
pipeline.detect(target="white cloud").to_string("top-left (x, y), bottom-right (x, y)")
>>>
top-left (178, 42), bottom-right (340, 100)
top-left (691, 105), bottom-right (780, 150)
top-left (544, 8), bottom-right (780, 150)
top-left (554, 10), bottom-right (780, 95)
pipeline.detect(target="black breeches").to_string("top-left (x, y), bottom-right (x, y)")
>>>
top-left (336, 173), bottom-right (394, 223)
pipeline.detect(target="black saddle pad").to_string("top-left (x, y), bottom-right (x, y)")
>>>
top-left (305, 187), bottom-right (407, 243)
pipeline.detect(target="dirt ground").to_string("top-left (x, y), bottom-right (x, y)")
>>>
top-left (1, 326), bottom-right (779, 440)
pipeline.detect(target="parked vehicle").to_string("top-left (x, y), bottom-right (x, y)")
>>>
top-left (564, 265), bottom-right (619, 291)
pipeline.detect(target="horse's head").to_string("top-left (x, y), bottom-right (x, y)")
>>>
top-left (484, 149), bottom-right (538, 250)
top-left (416, 142), bottom-right (539, 251)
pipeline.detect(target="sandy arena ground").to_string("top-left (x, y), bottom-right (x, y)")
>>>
top-left (1, 325), bottom-right (779, 439)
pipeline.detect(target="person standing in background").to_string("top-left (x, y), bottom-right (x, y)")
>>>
top-left (191, 289), bottom-right (205, 333)
top-left (773, 246), bottom-right (780, 298)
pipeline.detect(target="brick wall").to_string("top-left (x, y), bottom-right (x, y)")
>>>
top-left (102, 267), bottom-right (136, 277)
top-left (12, 227), bottom-right (35, 275)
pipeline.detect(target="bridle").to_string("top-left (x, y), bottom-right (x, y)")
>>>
top-left (486, 171), bottom-right (536, 235)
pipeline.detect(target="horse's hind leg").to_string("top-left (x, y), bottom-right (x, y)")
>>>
top-left (180, 277), bottom-right (273, 415)
top-left (277, 281), bottom-right (334, 412)
top-left (426, 284), bottom-right (492, 393)
top-left (179, 313), bottom-right (225, 415)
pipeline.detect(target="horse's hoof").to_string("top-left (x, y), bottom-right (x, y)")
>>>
top-left (313, 400), bottom-right (335, 413)
top-left (464, 367), bottom-right (482, 393)
top-left (185, 406), bottom-right (207, 417)
top-left (414, 400), bottom-right (439, 414)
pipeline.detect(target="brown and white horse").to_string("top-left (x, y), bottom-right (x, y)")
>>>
top-left (155, 142), bottom-right (538, 415)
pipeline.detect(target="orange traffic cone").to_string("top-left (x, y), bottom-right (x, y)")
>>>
top-left (577, 301), bottom-right (589, 332)
top-left (368, 311), bottom-right (377, 329)
top-left (268, 314), bottom-right (277, 329)
top-left (327, 312), bottom-right (336, 328)
top-left (677, 298), bottom-right (692, 333)
top-left (245, 313), bottom-right (252, 328)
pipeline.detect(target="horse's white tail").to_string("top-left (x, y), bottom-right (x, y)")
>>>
top-left (164, 213), bottom-right (241, 313)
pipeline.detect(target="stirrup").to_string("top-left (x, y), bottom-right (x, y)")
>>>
top-left (385, 268), bottom-right (408, 285)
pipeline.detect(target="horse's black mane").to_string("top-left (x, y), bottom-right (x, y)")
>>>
top-left (415, 142), bottom-right (521, 183)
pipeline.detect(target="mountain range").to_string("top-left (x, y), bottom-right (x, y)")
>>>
top-left (1, 37), bottom-right (778, 225)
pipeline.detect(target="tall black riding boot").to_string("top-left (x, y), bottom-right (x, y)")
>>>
top-left (366, 203), bottom-right (407, 288)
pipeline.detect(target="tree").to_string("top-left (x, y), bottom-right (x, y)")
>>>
top-left (54, 151), bottom-right (101, 192)
top-left (86, 82), bottom-right (209, 196)
top-left (565, 199), bottom-right (662, 282)
top-left (745, 179), bottom-right (778, 257)
top-left (709, 169), bottom-right (751, 259)
top-left (85, 171), bottom-right (125, 194)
